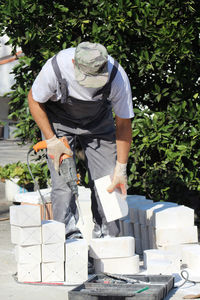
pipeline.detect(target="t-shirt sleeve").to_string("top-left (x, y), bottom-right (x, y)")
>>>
top-left (110, 63), bottom-right (134, 119)
top-left (32, 58), bottom-right (57, 103)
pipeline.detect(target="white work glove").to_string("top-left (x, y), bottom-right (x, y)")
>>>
top-left (107, 161), bottom-right (128, 196)
top-left (46, 135), bottom-right (73, 171)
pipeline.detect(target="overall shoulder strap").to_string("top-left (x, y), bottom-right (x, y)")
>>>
top-left (51, 54), bottom-right (68, 103)
top-left (93, 60), bottom-right (119, 99)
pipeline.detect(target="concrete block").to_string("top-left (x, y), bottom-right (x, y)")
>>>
top-left (15, 245), bottom-right (41, 263)
top-left (89, 236), bottom-right (135, 259)
top-left (148, 225), bottom-right (155, 249)
top-left (94, 255), bottom-right (139, 274)
top-left (145, 259), bottom-right (177, 275)
top-left (10, 205), bottom-right (41, 227)
top-left (133, 223), bottom-right (141, 239)
top-left (65, 239), bottom-right (88, 284)
top-left (42, 220), bottom-right (65, 244)
top-left (143, 249), bottom-right (181, 272)
top-left (181, 244), bottom-right (200, 266)
top-left (181, 244), bottom-right (200, 271)
top-left (42, 243), bottom-right (64, 262)
top-left (17, 263), bottom-right (41, 282)
top-left (123, 219), bottom-right (134, 237)
top-left (129, 199), bottom-right (154, 223)
top-left (154, 226), bottom-right (198, 246)
top-left (135, 238), bottom-right (143, 255)
top-left (152, 205), bottom-right (194, 229)
top-left (94, 175), bottom-right (128, 222)
top-left (140, 224), bottom-right (149, 251)
top-left (11, 225), bottom-right (42, 246)
top-left (42, 262), bottom-right (64, 282)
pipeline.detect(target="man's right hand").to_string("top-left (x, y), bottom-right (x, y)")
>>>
top-left (46, 135), bottom-right (73, 171)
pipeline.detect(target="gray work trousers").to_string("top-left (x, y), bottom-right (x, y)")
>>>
top-left (47, 124), bottom-right (120, 238)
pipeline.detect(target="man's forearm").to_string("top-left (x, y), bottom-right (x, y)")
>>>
top-left (28, 88), bottom-right (54, 140)
top-left (115, 116), bottom-right (132, 164)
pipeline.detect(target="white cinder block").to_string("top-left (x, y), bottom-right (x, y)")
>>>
top-left (140, 225), bottom-right (149, 251)
top-left (42, 243), bottom-right (64, 262)
top-left (10, 205), bottom-right (41, 227)
top-left (143, 249), bottom-right (181, 272)
top-left (181, 244), bottom-right (200, 266)
top-left (181, 245), bottom-right (200, 271)
top-left (94, 255), bottom-right (139, 274)
top-left (152, 205), bottom-right (194, 229)
top-left (129, 199), bottom-right (154, 223)
top-left (123, 219), bottom-right (134, 237)
top-left (15, 245), bottom-right (41, 263)
top-left (17, 263), bottom-right (41, 282)
top-left (65, 239), bottom-right (88, 284)
top-left (11, 225), bottom-right (42, 245)
top-left (94, 175), bottom-right (128, 222)
top-left (42, 220), bottom-right (65, 244)
top-left (155, 226), bottom-right (198, 246)
top-left (145, 259), bottom-right (176, 275)
top-left (89, 236), bottom-right (135, 259)
top-left (42, 262), bottom-right (64, 282)
top-left (135, 238), bottom-right (143, 255)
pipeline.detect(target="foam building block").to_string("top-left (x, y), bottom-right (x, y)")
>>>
top-left (65, 239), bottom-right (88, 284)
top-left (152, 205), bottom-right (194, 229)
top-left (15, 245), bottom-right (41, 264)
top-left (181, 244), bottom-right (200, 271)
top-left (42, 243), bottom-right (64, 262)
top-left (17, 263), bottom-right (41, 282)
top-left (94, 255), bottom-right (139, 274)
top-left (94, 175), bottom-right (128, 222)
top-left (10, 205), bottom-right (41, 227)
top-left (42, 220), bottom-right (65, 244)
top-left (42, 262), bottom-right (64, 282)
top-left (143, 249), bottom-right (180, 272)
top-left (153, 226), bottom-right (198, 246)
top-left (89, 236), bottom-right (135, 259)
top-left (11, 225), bottom-right (42, 246)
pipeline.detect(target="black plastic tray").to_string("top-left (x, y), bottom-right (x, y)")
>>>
top-left (68, 274), bottom-right (174, 300)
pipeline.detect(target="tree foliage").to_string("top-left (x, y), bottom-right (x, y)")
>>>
top-left (0, 0), bottom-right (199, 205)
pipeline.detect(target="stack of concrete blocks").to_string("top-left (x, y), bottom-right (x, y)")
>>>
top-left (10, 205), bottom-right (42, 282)
top-left (89, 236), bottom-right (139, 274)
top-left (10, 204), bottom-right (88, 284)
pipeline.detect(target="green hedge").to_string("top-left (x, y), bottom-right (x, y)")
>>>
top-left (0, 0), bottom-right (199, 204)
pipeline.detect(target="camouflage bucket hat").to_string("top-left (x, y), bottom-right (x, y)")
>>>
top-left (74, 42), bottom-right (108, 88)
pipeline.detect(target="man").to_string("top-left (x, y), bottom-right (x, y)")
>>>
top-left (28, 41), bottom-right (134, 240)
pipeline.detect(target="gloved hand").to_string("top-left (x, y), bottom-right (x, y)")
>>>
top-left (107, 161), bottom-right (128, 196)
top-left (46, 135), bottom-right (73, 171)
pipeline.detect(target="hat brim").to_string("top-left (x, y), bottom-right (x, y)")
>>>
top-left (74, 63), bottom-right (108, 88)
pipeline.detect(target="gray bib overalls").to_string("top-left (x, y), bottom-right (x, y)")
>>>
top-left (44, 55), bottom-right (120, 238)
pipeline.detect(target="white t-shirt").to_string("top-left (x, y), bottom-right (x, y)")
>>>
top-left (32, 48), bottom-right (134, 119)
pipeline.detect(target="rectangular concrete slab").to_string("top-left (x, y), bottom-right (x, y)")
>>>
top-left (42, 262), bottom-right (64, 282)
top-left (15, 244), bottom-right (41, 264)
top-left (42, 243), bottom-right (64, 262)
top-left (17, 263), bottom-right (41, 282)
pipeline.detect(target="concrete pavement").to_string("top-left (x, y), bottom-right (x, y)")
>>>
top-left (0, 139), bottom-right (200, 299)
